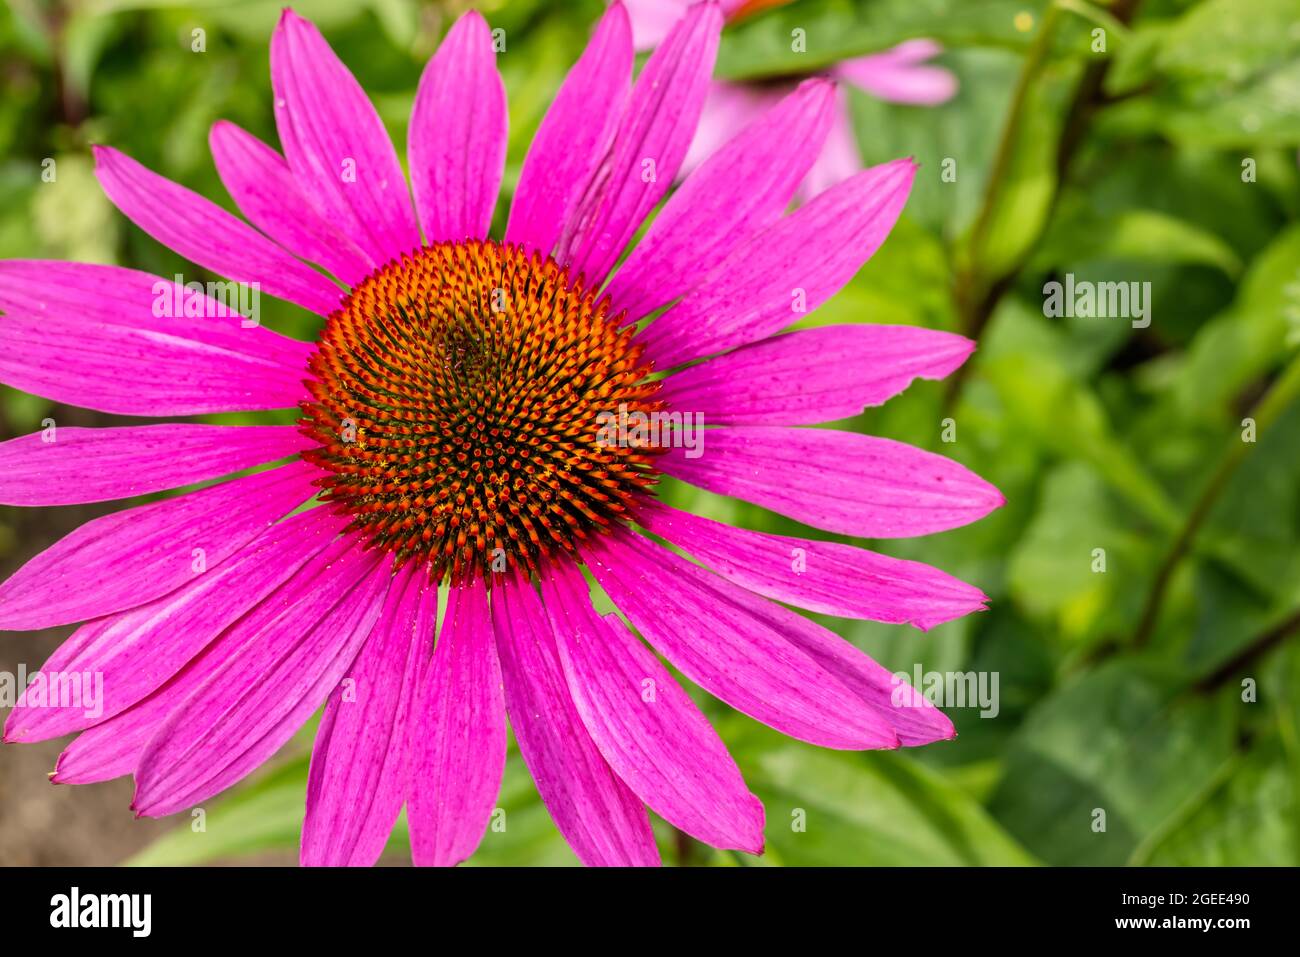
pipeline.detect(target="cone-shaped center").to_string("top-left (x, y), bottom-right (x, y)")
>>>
top-left (300, 240), bottom-right (663, 584)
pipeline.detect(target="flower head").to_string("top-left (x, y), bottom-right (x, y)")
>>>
top-left (0, 2), bottom-right (1000, 866)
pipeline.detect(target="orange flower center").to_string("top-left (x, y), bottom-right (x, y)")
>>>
top-left (300, 241), bottom-right (663, 584)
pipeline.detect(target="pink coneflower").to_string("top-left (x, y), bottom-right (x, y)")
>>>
top-left (624, 0), bottom-right (958, 200)
top-left (0, 2), bottom-right (1000, 866)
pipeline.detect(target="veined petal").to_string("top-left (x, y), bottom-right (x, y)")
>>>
top-left (0, 425), bottom-right (305, 506)
top-left (302, 562), bottom-right (434, 867)
top-left (271, 9), bottom-right (421, 263)
top-left (408, 576), bottom-right (507, 867)
top-left (659, 325), bottom-right (975, 426)
top-left (132, 545), bottom-right (391, 816)
top-left (639, 502), bottom-right (988, 630)
top-left (4, 508), bottom-right (347, 744)
top-left (0, 459), bottom-right (319, 631)
top-left (586, 533), bottom-right (899, 749)
top-left (52, 527), bottom-right (358, 786)
top-left (505, 3), bottom-right (632, 258)
top-left (540, 561), bottom-right (765, 854)
top-left (0, 260), bottom-right (309, 369)
top-left (555, 2), bottom-right (722, 286)
top-left (660, 426), bottom-right (1004, 538)
top-left (93, 146), bottom-right (344, 316)
top-left (210, 120), bottom-right (374, 286)
top-left (605, 78), bottom-right (836, 321)
top-left (726, 587), bottom-right (955, 746)
top-left (639, 158), bottom-right (916, 369)
top-left (409, 11), bottom-right (507, 244)
top-left (492, 571), bottom-right (659, 866)
top-left (0, 260), bottom-right (310, 416)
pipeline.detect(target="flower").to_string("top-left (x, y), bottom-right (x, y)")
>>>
top-left (623, 0), bottom-right (958, 201)
top-left (0, 2), bottom-right (1001, 866)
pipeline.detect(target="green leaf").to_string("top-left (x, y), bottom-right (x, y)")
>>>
top-left (737, 743), bottom-right (1037, 866)
top-left (988, 661), bottom-right (1237, 865)
top-left (1160, 60), bottom-right (1300, 148)
top-left (459, 754), bottom-right (581, 867)
top-left (715, 0), bottom-right (1053, 81)
top-left (981, 302), bottom-right (1181, 530)
top-left (1139, 738), bottom-right (1297, 865)
top-left (1006, 462), bottom-right (1148, 642)
top-left (1193, 399), bottom-right (1300, 609)
top-left (1155, 0), bottom-right (1300, 85)
top-left (1146, 0), bottom-right (1300, 148)
top-left (1033, 207), bottom-right (1243, 277)
top-left (128, 755), bottom-right (310, 866)
top-left (1170, 224), bottom-right (1300, 422)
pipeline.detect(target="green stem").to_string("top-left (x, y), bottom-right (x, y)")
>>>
top-left (1133, 353), bottom-right (1300, 645)
top-left (1193, 605), bottom-right (1300, 692)
top-left (1054, 0), bottom-right (1132, 41)
top-left (957, 3), bottom-right (1064, 324)
top-left (946, 0), bottom-right (1143, 412)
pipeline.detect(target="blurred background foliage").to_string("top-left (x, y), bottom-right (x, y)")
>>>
top-left (2, 0), bottom-right (1299, 867)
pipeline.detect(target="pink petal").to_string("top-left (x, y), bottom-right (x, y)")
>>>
top-left (658, 324), bottom-right (975, 426)
top-left (132, 546), bottom-right (392, 816)
top-left (0, 260), bottom-right (309, 368)
top-left (210, 120), bottom-right (374, 286)
top-left (408, 576), bottom-right (506, 866)
top-left (623, 0), bottom-right (750, 51)
top-left (0, 424), bottom-right (305, 506)
top-left (639, 158), bottom-right (916, 369)
top-left (586, 533), bottom-right (899, 749)
top-left (51, 524), bottom-right (356, 785)
top-left (876, 39), bottom-right (946, 64)
top-left (835, 42), bottom-right (957, 106)
top-left (93, 146), bottom-right (344, 316)
top-left (554, 2), bottom-right (722, 287)
top-left (540, 561), bottom-right (765, 854)
top-left (605, 78), bottom-right (837, 322)
top-left (4, 508), bottom-right (347, 744)
top-left (409, 11), bottom-right (507, 244)
top-left (271, 9), bottom-right (421, 263)
top-left (302, 561), bottom-right (435, 866)
top-left (0, 459), bottom-right (319, 631)
top-left (492, 571), bottom-right (659, 866)
top-left (622, 0), bottom-right (692, 51)
top-left (639, 502), bottom-right (988, 630)
top-left (660, 426), bottom-right (1004, 538)
top-left (0, 260), bottom-right (310, 416)
top-left (505, 3), bottom-right (632, 258)
top-left (711, 574), bottom-right (955, 746)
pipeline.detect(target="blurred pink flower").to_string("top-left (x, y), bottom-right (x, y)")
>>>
top-left (625, 1), bottom-right (957, 200)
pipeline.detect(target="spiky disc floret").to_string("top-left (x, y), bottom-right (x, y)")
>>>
top-left (300, 240), bottom-right (664, 584)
